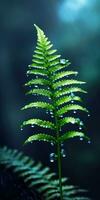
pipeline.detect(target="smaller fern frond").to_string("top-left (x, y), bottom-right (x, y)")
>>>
top-left (0, 147), bottom-right (90, 200)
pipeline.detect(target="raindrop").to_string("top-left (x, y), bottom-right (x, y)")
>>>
top-left (51, 142), bottom-right (54, 146)
top-left (48, 97), bottom-right (51, 100)
top-left (61, 149), bottom-right (66, 158)
top-left (50, 153), bottom-right (55, 162)
top-left (51, 115), bottom-right (54, 118)
top-left (88, 140), bottom-right (91, 144)
top-left (61, 143), bottom-right (64, 147)
top-left (79, 126), bottom-right (82, 130)
top-left (60, 59), bottom-right (66, 65)
top-left (75, 72), bottom-right (78, 76)
top-left (21, 127), bottom-right (23, 131)
top-left (36, 76), bottom-right (38, 79)
top-left (34, 85), bottom-right (38, 88)
top-left (71, 92), bottom-right (74, 98)
top-left (73, 111), bottom-right (77, 114)
top-left (60, 115), bottom-right (63, 118)
top-left (71, 100), bottom-right (74, 103)
top-left (79, 121), bottom-right (83, 126)
top-left (31, 125), bottom-right (34, 128)
top-left (50, 111), bottom-right (53, 115)
top-left (80, 137), bottom-right (83, 141)
top-left (59, 87), bottom-right (62, 90)
top-left (88, 114), bottom-right (90, 117)
top-left (46, 111), bottom-right (49, 114)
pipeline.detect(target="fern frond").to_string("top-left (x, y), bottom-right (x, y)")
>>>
top-left (21, 25), bottom-right (90, 199)
top-left (0, 147), bottom-right (90, 200)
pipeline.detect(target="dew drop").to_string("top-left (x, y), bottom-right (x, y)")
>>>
top-left (31, 125), bottom-right (34, 128)
top-left (79, 121), bottom-right (84, 126)
top-left (73, 111), bottom-right (77, 114)
top-left (75, 72), bottom-right (78, 76)
top-left (46, 111), bottom-right (49, 114)
top-left (50, 153), bottom-right (55, 162)
top-left (61, 149), bottom-right (66, 158)
top-left (71, 92), bottom-right (74, 98)
top-left (60, 59), bottom-right (66, 64)
top-left (61, 143), bottom-right (64, 147)
top-left (80, 137), bottom-right (83, 141)
top-left (88, 140), bottom-right (91, 144)
top-left (71, 100), bottom-right (74, 103)
top-left (79, 126), bottom-right (82, 130)
top-left (36, 76), bottom-right (38, 79)
top-left (51, 142), bottom-right (54, 146)
top-left (20, 127), bottom-right (23, 131)
top-left (34, 85), bottom-right (38, 88)
top-left (88, 114), bottom-right (90, 117)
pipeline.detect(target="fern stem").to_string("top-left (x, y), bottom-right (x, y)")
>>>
top-left (57, 141), bottom-right (63, 200)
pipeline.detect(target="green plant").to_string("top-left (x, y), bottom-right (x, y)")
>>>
top-left (21, 25), bottom-right (90, 200)
top-left (0, 146), bottom-right (90, 200)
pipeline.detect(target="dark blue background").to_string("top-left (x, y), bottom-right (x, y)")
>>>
top-left (0, 0), bottom-right (100, 199)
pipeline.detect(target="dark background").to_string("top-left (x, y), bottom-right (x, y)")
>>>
top-left (0, 0), bottom-right (100, 199)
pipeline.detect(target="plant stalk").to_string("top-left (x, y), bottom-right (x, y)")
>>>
top-left (57, 142), bottom-right (63, 200)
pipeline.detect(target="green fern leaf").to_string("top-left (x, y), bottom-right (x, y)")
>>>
top-left (57, 104), bottom-right (88, 116)
top-left (56, 95), bottom-right (82, 107)
top-left (26, 88), bottom-right (52, 98)
top-left (59, 117), bottom-right (84, 127)
top-left (55, 87), bottom-right (87, 98)
top-left (21, 102), bottom-right (54, 111)
top-left (21, 118), bottom-right (55, 130)
top-left (58, 131), bottom-right (90, 142)
top-left (25, 78), bottom-right (49, 86)
top-left (24, 133), bottom-right (56, 144)
top-left (52, 71), bottom-right (78, 82)
top-left (53, 79), bottom-right (86, 89)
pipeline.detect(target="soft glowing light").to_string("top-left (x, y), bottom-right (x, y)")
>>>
top-left (58, 0), bottom-right (88, 22)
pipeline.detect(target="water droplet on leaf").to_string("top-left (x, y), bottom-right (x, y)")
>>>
top-left (73, 111), bottom-right (77, 114)
top-left (61, 149), bottom-right (66, 158)
top-left (80, 137), bottom-right (83, 141)
top-left (60, 59), bottom-right (66, 64)
top-left (50, 153), bottom-right (55, 162)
